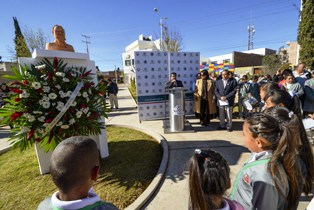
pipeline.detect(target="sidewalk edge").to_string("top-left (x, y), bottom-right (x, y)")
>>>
top-left (107, 124), bottom-right (169, 210)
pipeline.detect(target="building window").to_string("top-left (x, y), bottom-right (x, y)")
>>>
top-left (223, 59), bottom-right (230, 63)
top-left (125, 60), bottom-right (131, 66)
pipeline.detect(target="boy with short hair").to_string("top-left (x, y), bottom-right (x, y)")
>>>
top-left (37, 136), bottom-right (118, 210)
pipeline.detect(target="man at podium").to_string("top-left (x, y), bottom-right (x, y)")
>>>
top-left (165, 72), bottom-right (184, 88)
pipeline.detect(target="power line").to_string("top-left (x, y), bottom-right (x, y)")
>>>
top-left (81, 34), bottom-right (91, 55)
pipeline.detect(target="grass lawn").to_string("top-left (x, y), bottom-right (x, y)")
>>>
top-left (0, 126), bottom-right (162, 210)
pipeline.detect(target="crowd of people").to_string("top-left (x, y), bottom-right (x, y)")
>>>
top-left (191, 63), bottom-right (314, 134)
top-left (27, 62), bottom-right (313, 209)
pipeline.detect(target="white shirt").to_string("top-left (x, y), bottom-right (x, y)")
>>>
top-left (223, 79), bottom-right (228, 88)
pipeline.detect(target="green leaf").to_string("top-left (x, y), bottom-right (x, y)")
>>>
top-left (2, 75), bottom-right (22, 80)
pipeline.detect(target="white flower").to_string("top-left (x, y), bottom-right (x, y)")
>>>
top-left (37, 129), bottom-right (45, 134)
top-left (35, 64), bottom-right (46, 70)
top-left (59, 91), bottom-right (67, 98)
top-left (32, 82), bottom-right (41, 89)
top-left (71, 101), bottom-right (77, 106)
top-left (82, 107), bottom-right (89, 114)
top-left (71, 73), bottom-right (76, 77)
top-left (43, 86), bottom-right (50, 93)
top-left (56, 85), bottom-right (61, 89)
top-left (42, 101), bottom-right (51, 109)
top-left (28, 115), bottom-right (35, 122)
top-left (69, 119), bottom-right (75, 125)
top-left (43, 123), bottom-right (49, 127)
top-left (76, 111), bottom-right (83, 118)
top-left (52, 102), bottom-right (56, 106)
top-left (56, 72), bottom-right (65, 77)
top-left (42, 82), bottom-right (48, 85)
top-left (86, 98), bottom-right (90, 102)
top-left (42, 95), bottom-right (50, 101)
top-left (49, 93), bottom-right (57, 100)
top-left (61, 125), bottom-right (69, 129)
top-left (20, 91), bottom-right (30, 98)
top-left (67, 91), bottom-right (72, 97)
top-left (82, 92), bottom-right (88, 98)
top-left (63, 78), bottom-right (70, 82)
top-left (56, 102), bottom-right (64, 111)
top-left (23, 113), bottom-right (30, 118)
top-left (77, 92), bottom-right (81, 96)
top-left (20, 126), bottom-right (30, 132)
top-left (33, 111), bottom-right (43, 115)
top-left (86, 112), bottom-right (91, 117)
top-left (39, 100), bottom-right (44, 105)
top-left (38, 116), bottom-right (45, 122)
top-left (57, 121), bottom-right (63, 126)
top-left (88, 89), bottom-right (92, 94)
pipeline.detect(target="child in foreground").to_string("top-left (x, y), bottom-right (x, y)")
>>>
top-left (37, 136), bottom-right (119, 210)
top-left (188, 149), bottom-right (244, 210)
top-left (230, 107), bottom-right (301, 210)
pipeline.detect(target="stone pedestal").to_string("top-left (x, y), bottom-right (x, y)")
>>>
top-left (18, 49), bottom-right (109, 174)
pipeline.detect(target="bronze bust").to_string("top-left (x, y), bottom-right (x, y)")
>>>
top-left (45, 25), bottom-right (74, 52)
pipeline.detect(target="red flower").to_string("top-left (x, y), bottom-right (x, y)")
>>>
top-left (9, 88), bottom-right (23, 94)
top-left (27, 130), bottom-right (34, 140)
top-left (14, 98), bottom-right (21, 102)
top-left (35, 138), bottom-right (41, 142)
top-left (83, 83), bottom-right (93, 89)
top-left (10, 81), bottom-right (22, 85)
top-left (53, 57), bottom-right (58, 71)
top-left (81, 104), bottom-right (87, 108)
top-left (45, 118), bottom-right (53, 123)
top-left (10, 112), bottom-right (23, 121)
top-left (81, 70), bottom-right (92, 78)
top-left (23, 80), bottom-right (29, 85)
top-left (48, 131), bottom-right (54, 144)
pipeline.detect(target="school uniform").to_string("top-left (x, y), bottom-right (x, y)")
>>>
top-left (37, 188), bottom-right (118, 210)
top-left (230, 151), bottom-right (289, 210)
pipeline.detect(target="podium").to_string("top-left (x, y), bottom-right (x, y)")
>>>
top-left (166, 87), bottom-right (186, 132)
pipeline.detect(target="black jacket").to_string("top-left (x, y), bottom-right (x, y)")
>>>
top-left (214, 78), bottom-right (238, 106)
top-left (165, 80), bottom-right (184, 89)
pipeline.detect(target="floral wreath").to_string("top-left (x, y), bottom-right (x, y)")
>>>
top-left (0, 57), bottom-right (107, 152)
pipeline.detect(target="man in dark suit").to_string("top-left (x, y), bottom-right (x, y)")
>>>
top-left (214, 70), bottom-right (238, 132)
top-left (165, 72), bottom-right (184, 88)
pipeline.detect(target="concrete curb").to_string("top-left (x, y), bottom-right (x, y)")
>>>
top-left (107, 124), bottom-right (169, 210)
top-left (0, 145), bottom-right (12, 155)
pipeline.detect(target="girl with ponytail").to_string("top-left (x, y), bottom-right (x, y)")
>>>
top-left (188, 149), bottom-right (244, 210)
top-left (230, 107), bottom-right (301, 210)
top-left (263, 89), bottom-right (314, 196)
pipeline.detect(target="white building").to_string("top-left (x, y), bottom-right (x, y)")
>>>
top-left (122, 35), bottom-right (161, 84)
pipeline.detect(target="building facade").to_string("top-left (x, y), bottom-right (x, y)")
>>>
top-left (122, 35), bottom-right (161, 84)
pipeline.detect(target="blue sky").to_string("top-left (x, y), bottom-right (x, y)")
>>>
top-left (0, 0), bottom-right (301, 71)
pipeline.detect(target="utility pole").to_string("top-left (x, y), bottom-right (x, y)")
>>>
top-left (247, 9), bottom-right (255, 50)
top-left (82, 34), bottom-right (91, 55)
top-left (114, 65), bottom-right (118, 85)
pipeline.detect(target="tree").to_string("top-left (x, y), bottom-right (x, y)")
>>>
top-left (297, 0), bottom-right (314, 68)
top-left (24, 27), bottom-right (48, 52)
top-left (262, 54), bottom-right (281, 75)
top-left (13, 17), bottom-right (31, 58)
top-left (159, 23), bottom-right (183, 52)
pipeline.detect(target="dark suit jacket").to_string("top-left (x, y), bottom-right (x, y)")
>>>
top-left (165, 80), bottom-right (184, 88)
top-left (214, 78), bottom-right (238, 106)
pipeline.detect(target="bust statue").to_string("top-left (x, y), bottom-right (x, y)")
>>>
top-left (45, 25), bottom-right (75, 52)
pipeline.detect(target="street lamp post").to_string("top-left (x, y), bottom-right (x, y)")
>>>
top-left (154, 8), bottom-right (164, 51)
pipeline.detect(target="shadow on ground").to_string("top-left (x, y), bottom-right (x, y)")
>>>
top-left (107, 107), bottom-right (138, 118)
top-left (97, 139), bottom-right (162, 191)
top-left (164, 140), bottom-right (249, 183)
